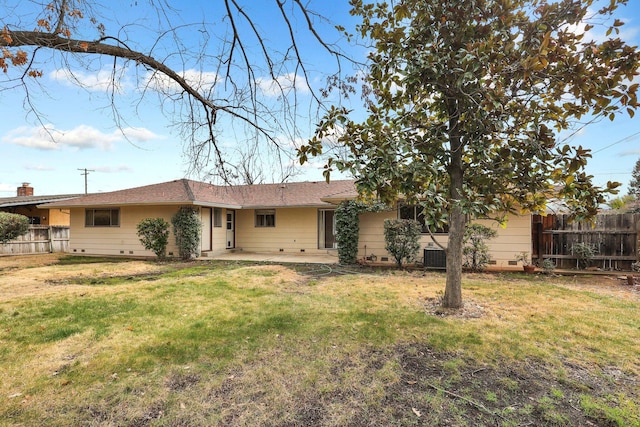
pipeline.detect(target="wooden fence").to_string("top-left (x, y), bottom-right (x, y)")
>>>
top-left (532, 213), bottom-right (639, 271)
top-left (0, 226), bottom-right (69, 255)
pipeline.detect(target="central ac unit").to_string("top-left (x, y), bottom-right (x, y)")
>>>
top-left (424, 248), bottom-right (446, 270)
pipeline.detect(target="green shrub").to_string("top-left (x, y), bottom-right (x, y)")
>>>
top-left (542, 258), bottom-right (556, 274)
top-left (335, 200), bottom-right (364, 265)
top-left (0, 212), bottom-right (30, 244)
top-left (462, 223), bottom-right (497, 271)
top-left (136, 217), bottom-right (170, 259)
top-left (572, 242), bottom-right (597, 269)
top-left (171, 207), bottom-right (201, 260)
top-left (383, 218), bottom-right (421, 267)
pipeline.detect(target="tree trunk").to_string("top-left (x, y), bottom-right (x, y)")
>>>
top-left (443, 113), bottom-right (465, 309)
top-left (444, 202), bottom-right (465, 308)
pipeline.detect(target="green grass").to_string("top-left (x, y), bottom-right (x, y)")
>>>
top-left (0, 261), bottom-right (638, 426)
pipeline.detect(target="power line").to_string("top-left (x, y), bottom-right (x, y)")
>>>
top-left (591, 130), bottom-right (640, 154)
top-left (78, 168), bottom-right (95, 194)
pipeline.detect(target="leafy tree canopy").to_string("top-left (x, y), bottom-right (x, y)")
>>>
top-left (628, 158), bottom-right (640, 199)
top-left (607, 194), bottom-right (635, 210)
top-left (300, 0), bottom-right (640, 307)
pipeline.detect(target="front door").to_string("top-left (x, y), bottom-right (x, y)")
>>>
top-left (226, 210), bottom-right (235, 249)
top-left (319, 209), bottom-right (336, 249)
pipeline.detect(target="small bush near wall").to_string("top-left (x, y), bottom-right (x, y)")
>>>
top-left (171, 207), bottom-right (202, 260)
top-left (384, 219), bottom-right (421, 267)
top-left (0, 212), bottom-right (30, 244)
top-left (137, 218), bottom-right (170, 259)
top-left (462, 223), bottom-right (497, 271)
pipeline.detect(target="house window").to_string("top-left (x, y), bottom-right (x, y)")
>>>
top-left (213, 208), bottom-right (222, 227)
top-left (255, 209), bottom-right (275, 227)
top-left (85, 208), bottom-right (120, 227)
top-left (399, 204), bottom-right (448, 234)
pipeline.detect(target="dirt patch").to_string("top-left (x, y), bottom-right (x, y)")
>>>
top-left (539, 273), bottom-right (640, 302)
top-left (383, 343), bottom-right (638, 426)
top-left (422, 297), bottom-right (486, 319)
top-left (203, 343), bottom-right (638, 427)
top-left (0, 253), bottom-right (64, 270)
top-left (0, 254), bottom-right (163, 302)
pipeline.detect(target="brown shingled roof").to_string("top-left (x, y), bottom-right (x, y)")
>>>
top-left (0, 193), bottom-right (85, 208)
top-left (40, 179), bottom-right (357, 209)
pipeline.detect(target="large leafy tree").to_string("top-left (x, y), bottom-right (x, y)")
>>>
top-left (628, 158), bottom-right (640, 199)
top-left (0, 0), bottom-right (353, 183)
top-left (299, 0), bottom-right (640, 308)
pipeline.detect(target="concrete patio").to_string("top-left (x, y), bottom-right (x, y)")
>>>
top-left (203, 250), bottom-right (340, 264)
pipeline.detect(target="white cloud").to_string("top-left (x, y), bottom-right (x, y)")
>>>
top-left (94, 165), bottom-right (134, 173)
top-left (620, 149), bottom-right (640, 156)
top-left (24, 164), bottom-right (55, 171)
top-left (564, 7), bottom-right (640, 45)
top-left (50, 67), bottom-right (130, 93)
top-left (274, 135), bottom-right (306, 150)
top-left (314, 123), bottom-right (346, 149)
top-left (2, 125), bottom-right (162, 151)
top-left (121, 127), bottom-right (160, 142)
top-left (256, 73), bottom-right (310, 97)
top-left (144, 69), bottom-right (220, 93)
top-left (0, 183), bottom-right (15, 193)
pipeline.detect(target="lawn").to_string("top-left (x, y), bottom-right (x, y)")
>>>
top-left (0, 254), bottom-right (638, 426)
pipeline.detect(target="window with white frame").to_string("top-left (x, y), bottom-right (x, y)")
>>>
top-left (213, 208), bottom-right (222, 227)
top-left (255, 209), bottom-right (275, 227)
top-left (85, 208), bottom-right (120, 227)
top-left (399, 204), bottom-right (448, 234)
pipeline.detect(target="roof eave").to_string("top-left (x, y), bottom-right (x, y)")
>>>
top-left (39, 200), bottom-right (245, 209)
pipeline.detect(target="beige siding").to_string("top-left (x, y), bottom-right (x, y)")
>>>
top-left (476, 216), bottom-right (532, 269)
top-left (201, 207), bottom-right (212, 252)
top-left (69, 206), bottom-right (182, 257)
top-left (357, 210), bottom-right (531, 267)
top-left (358, 210), bottom-right (396, 261)
top-left (235, 208), bottom-right (327, 254)
top-left (211, 208), bottom-right (227, 254)
top-left (69, 205), bottom-right (231, 257)
top-left (66, 202), bottom-right (532, 267)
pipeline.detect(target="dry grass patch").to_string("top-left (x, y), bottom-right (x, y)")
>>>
top-left (0, 258), bottom-right (638, 426)
top-left (0, 255), bottom-right (164, 302)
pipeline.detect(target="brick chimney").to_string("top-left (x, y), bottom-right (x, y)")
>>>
top-left (17, 182), bottom-right (34, 197)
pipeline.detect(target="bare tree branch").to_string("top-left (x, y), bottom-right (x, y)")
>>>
top-left (1, 1), bottom-right (358, 185)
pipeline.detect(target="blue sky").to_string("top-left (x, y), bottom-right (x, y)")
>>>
top-left (1, 0), bottom-right (639, 199)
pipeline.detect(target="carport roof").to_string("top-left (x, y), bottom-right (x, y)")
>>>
top-left (0, 194), bottom-right (85, 209)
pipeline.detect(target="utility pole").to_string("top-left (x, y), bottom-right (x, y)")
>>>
top-left (78, 168), bottom-right (95, 194)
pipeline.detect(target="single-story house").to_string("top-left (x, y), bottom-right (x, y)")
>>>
top-left (40, 178), bottom-right (532, 268)
top-left (0, 183), bottom-right (82, 226)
